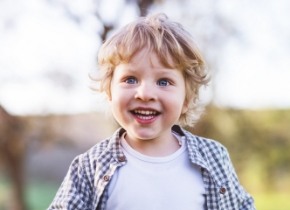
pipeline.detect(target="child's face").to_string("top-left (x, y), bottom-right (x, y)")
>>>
top-left (109, 48), bottom-right (188, 144)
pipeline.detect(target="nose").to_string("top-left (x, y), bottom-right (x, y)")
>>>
top-left (135, 82), bottom-right (156, 101)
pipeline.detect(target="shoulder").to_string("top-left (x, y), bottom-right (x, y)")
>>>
top-left (82, 127), bottom-right (124, 159)
top-left (183, 128), bottom-right (228, 157)
top-left (72, 128), bottom-right (124, 173)
top-left (182, 129), bottom-right (233, 182)
top-left (181, 128), bottom-right (256, 208)
top-left (65, 138), bottom-right (111, 181)
top-left (85, 138), bottom-right (111, 160)
top-left (173, 125), bottom-right (229, 162)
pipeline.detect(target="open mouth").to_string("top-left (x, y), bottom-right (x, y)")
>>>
top-left (130, 109), bottom-right (160, 120)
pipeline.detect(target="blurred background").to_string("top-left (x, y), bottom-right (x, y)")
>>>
top-left (0, 0), bottom-right (289, 209)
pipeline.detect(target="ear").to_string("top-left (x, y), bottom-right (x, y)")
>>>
top-left (106, 91), bottom-right (112, 101)
top-left (181, 99), bottom-right (189, 114)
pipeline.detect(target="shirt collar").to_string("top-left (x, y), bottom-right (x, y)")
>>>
top-left (107, 125), bottom-right (208, 168)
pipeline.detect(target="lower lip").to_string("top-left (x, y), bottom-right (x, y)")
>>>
top-left (133, 114), bottom-right (158, 124)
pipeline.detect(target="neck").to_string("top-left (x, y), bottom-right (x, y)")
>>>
top-left (123, 132), bottom-right (181, 157)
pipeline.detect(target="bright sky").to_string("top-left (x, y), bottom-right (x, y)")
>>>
top-left (214, 0), bottom-right (290, 109)
top-left (0, 0), bottom-right (289, 115)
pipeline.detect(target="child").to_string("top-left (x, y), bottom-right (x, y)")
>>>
top-left (48, 13), bottom-right (255, 210)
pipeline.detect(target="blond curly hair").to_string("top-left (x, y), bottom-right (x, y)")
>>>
top-left (93, 13), bottom-right (209, 127)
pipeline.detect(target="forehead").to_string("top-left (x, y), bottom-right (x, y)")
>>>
top-left (127, 48), bottom-right (176, 69)
top-left (113, 49), bottom-right (183, 80)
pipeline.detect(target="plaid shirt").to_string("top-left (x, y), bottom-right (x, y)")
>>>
top-left (48, 125), bottom-right (255, 210)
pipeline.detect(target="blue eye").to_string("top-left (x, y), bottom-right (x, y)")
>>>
top-left (125, 77), bottom-right (137, 84)
top-left (157, 79), bottom-right (170, 86)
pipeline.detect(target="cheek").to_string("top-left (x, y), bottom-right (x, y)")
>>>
top-left (109, 87), bottom-right (129, 107)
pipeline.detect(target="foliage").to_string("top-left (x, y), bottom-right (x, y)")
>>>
top-left (1, 106), bottom-right (290, 209)
top-left (192, 105), bottom-right (290, 193)
top-left (25, 181), bottom-right (58, 210)
top-left (254, 192), bottom-right (290, 210)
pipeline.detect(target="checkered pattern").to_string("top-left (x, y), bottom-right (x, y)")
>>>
top-left (47, 125), bottom-right (255, 210)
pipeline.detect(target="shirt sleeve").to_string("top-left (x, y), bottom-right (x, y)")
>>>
top-left (47, 155), bottom-right (94, 210)
top-left (222, 146), bottom-right (256, 210)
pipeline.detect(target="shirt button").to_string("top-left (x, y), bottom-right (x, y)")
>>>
top-left (219, 187), bottom-right (227, 194)
top-left (103, 175), bottom-right (110, 182)
top-left (118, 156), bottom-right (126, 162)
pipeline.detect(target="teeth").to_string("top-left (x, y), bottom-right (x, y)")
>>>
top-left (134, 110), bottom-right (157, 115)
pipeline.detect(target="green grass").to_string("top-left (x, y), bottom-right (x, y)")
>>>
top-left (22, 188), bottom-right (290, 210)
top-left (25, 181), bottom-right (59, 210)
top-left (2, 177), bottom-right (290, 210)
top-left (254, 192), bottom-right (290, 210)
top-left (0, 177), bottom-right (58, 210)
top-left (0, 177), bottom-right (11, 210)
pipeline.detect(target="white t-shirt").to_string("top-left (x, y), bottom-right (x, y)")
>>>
top-left (105, 132), bottom-right (205, 210)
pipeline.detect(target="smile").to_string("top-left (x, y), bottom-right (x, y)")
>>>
top-left (133, 110), bottom-right (158, 115)
top-left (130, 109), bottom-right (160, 122)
